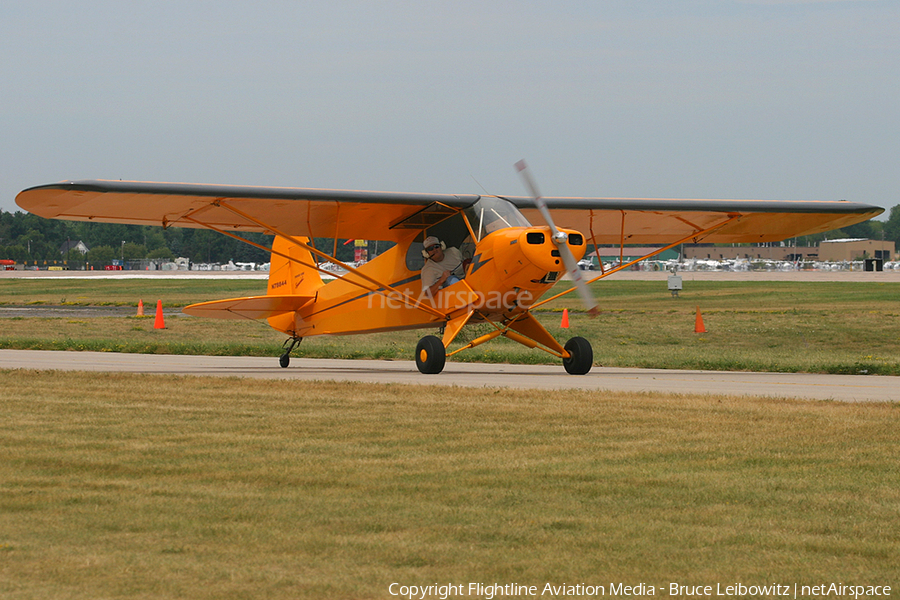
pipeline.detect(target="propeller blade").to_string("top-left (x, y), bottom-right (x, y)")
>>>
top-left (515, 160), bottom-right (599, 316)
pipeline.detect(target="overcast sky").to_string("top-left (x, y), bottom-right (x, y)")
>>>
top-left (2, 1), bottom-right (897, 217)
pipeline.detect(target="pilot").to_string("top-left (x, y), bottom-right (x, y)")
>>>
top-left (421, 235), bottom-right (465, 296)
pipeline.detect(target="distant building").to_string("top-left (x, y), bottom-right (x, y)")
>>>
top-left (683, 239), bottom-right (895, 262)
top-left (60, 240), bottom-right (89, 255)
top-left (817, 239), bottom-right (894, 262)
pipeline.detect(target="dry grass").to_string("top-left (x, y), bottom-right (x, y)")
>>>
top-left (1, 371), bottom-right (898, 598)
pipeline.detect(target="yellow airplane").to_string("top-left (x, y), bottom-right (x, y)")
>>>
top-left (16, 163), bottom-right (882, 375)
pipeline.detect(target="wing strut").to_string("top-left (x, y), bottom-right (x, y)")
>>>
top-left (445, 311), bottom-right (568, 360)
top-left (588, 212), bottom-right (606, 275)
top-left (527, 214), bottom-right (742, 311)
top-left (199, 200), bottom-right (447, 319)
top-left (183, 215), bottom-right (320, 274)
top-left (588, 226), bottom-right (606, 275)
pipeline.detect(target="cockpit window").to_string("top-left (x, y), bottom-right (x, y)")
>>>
top-left (462, 197), bottom-right (531, 242)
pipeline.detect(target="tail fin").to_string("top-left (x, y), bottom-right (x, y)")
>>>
top-left (267, 236), bottom-right (324, 297)
top-left (183, 237), bottom-right (323, 322)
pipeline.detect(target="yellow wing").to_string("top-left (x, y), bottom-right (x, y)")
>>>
top-left (16, 180), bottom-right (882, 244)
top-left (511, 196), bottom-right (883, 244)
top-left (15, 180), bottom-right (478, 243)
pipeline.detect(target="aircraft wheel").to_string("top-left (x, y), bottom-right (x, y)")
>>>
top-left (279, 336), bottom-right (302, 369)
top-left (415, 335), bottom-right (446, 374)
top-left (563, 336), bottom-right (593, 375)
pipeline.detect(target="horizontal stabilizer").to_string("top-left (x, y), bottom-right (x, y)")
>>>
top-left (183, 295), bottom-right (315, 320)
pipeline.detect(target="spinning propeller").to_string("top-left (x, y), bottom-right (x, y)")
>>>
top-left (515, 160), bottom-right (599, 316)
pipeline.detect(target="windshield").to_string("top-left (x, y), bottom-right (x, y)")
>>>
top-left (463, 197), bottom-right (531, 242)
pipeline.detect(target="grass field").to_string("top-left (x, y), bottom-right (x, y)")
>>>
top-left (2, 278), bottom-right (900, 375)
top-left (1, 371), bottom-right (898, 599)
top-left (0, 277), bottom-right (264, 307)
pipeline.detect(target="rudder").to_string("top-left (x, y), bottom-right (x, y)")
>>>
top-left (267, 236), bottom-right (324, 297)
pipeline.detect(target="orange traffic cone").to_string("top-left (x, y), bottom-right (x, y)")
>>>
top-left (136, 299), bottom-right (144, 317)
top-left (694, 306), bottom-right (706, 333)
top-left (561, 308), bottom-right (570, 329)
top-left (154, 300), bottom-right (166, 329)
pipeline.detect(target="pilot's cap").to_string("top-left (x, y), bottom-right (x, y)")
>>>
top-left (423, 236), bottom-right (440, 249)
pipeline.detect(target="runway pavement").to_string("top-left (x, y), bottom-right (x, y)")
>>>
top-left (2, 349), bottom-right (896, 403)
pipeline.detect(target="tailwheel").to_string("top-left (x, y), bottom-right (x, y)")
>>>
top-left (563, 336), bottom-right (593, 375)
top-left (415, 335), bottom-right (446, 374)
top-left (280, 336), bottom-right (302, 368)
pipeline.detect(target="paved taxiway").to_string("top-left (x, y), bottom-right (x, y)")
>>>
top-left (2, 349), bottom-right (896, 403)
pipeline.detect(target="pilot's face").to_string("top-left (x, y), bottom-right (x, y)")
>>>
top-left (426, 243), bottom-right (444, 262)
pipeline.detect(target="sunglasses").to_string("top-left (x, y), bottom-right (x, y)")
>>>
top-left (426, 245), bottom-right (441, 252)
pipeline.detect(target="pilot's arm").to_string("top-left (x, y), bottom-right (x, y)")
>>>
top-left (426, 270), bottom-right (453, 297)
top-left (421, 247), bottom-right (462, 296)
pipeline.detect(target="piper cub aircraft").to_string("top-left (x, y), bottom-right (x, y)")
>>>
top-left (16, 163), bottom-right (882, 375)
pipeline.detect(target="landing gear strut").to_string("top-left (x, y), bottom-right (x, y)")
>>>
top-left (280, 336), bottom-right (302, 368)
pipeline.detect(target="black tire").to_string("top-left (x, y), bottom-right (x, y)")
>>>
top-left (279, 354), bottom-right (290, 368)
top-left (563, 336), bottom-right (593, 375)
top-left (415, 335), bottom-right (446, 374)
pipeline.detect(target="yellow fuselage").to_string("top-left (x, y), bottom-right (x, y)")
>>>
top-left (266, 226), bottom-right (586, 337)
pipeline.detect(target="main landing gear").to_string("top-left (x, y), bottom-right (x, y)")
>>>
top-left (415, 335), bottom-right (446, 374)
top-left (279, 336), bottom-right (302, 368)
top-left (562, 336), bottom-right (593, 375)
top-left (413, 332), bottom-right (594, 376)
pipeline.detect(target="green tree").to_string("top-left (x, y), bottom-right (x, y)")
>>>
top-left (883, 205), bottom-right (900, 246)
top-left (841, 220), bottom-right (876, 239)
top-left (0, 210), bottom-right (12, 244)
top-left (62, 249), bottom-right (86, 267)
top-left (85, 245), bottom-right (117, 267)
top-left (148, 246), bottom-right (175, 261)
top-left (122, 243), bottom-right (148, 260)
top-left (3, 244), bottom-right (27, 261)
top-left (144, 228), bottom-right (169, 253)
